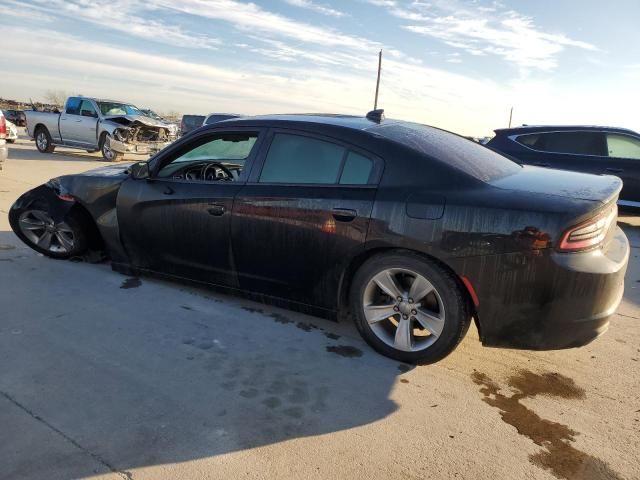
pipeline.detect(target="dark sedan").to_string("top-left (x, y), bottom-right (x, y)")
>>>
top-left (486, 125), bottom-right (640, 207)
top-left (9, 114), bottom-right (629, 363)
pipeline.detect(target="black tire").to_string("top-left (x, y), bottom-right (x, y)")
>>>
top-left (35, 126), bottom-right (55, 153)
top-left (350, 251), bottom-right (471, 364)
top-left (9, 199), bottom-right (89, 259)
top-left (99, 133), bottom-right (123, 162)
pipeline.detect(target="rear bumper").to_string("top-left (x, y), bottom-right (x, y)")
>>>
top-left (452, 226), bottom-right (629, 350)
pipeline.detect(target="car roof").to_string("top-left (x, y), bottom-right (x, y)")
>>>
top-left (494, 125), bottom-right (639, 136)
top-left (214, 113), bottom-right (397, 132)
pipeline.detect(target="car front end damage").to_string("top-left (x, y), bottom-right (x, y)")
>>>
top-left (104, 115), bottom-right (177, 156)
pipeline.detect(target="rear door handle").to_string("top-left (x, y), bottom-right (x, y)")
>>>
top-left (207, 204), bottom-right (225, 216)
top-left (162, 186), bottom-right (174, 195)
top-left (332, 208), bottom-right (357, 222)
top-left (606, 167), bottom-right (624, 173)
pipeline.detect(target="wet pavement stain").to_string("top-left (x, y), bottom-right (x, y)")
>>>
top-left (324, 332), bottom-right (341, 340)
top-left (269, 312), bottom-right (293, 324)
top-left (326, 345), bottom-right (363, 358)
top-left (472, 370), bottom-right (623, 480)
top-left (296, 322), bottom-right (319, 332)
top-left (0, 244), bottom-right (16, 250)
top-left (398, 364), bottom-right (411, 373)
top-left (120, 277), bottom-right (141, 289)
top-left (180, 305), bottom-right (194, 311)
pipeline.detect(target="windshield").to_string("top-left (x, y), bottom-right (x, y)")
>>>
top-left (98, 102), bottom-right (141, 116)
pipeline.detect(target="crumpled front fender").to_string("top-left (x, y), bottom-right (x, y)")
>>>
top-left (10, 183), bottom-right (75, 224)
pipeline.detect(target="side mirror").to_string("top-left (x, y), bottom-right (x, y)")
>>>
top-left (130, 161), bottom-right (150, 179)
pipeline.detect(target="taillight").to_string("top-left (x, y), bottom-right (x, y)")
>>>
top-left (0, 116), bottom-right (6, 139)
top-left (558, 205), bottom-right (617, 252)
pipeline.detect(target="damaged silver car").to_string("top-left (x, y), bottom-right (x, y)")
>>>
top-left (25, 96), bottom-right (178, 161)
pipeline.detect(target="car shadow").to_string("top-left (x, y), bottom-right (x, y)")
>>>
top-left (0, 230), bottom-right (412, 479)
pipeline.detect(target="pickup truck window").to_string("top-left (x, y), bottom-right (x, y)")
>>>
top-left (79, 100), bottom-right (98, 118)
top-left (97, 102), bottom-right (141, 116)
top-left (65, 97), bottom-right (82, 116)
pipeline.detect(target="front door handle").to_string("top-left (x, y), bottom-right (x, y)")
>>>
top-left (606, 167), bottom-right (624, 173)
top-left (533, 162), bottom-right (550, 167)
top-left (207, 204), bottom-right (225, 216)
top-left (332, 208), bottom-right (357, 222)
top-left (162, 186), bottom-right (174, 195)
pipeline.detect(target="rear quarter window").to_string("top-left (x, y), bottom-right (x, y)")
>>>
top-left (515, 131), bottom-right (605, 156)
top-left (374, 123), bottom-right (521, 182)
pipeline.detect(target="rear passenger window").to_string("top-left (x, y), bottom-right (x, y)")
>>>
top-left (606, 134), bottom-right (640, 160)
top-left (515, 132), bottom-right (605, 156)
top-left (65, 97), bottom-right (81, 116)
top-left (339, 151), bottom-right (373, 184)
top-left (260, 134), bottom-right (345, 184)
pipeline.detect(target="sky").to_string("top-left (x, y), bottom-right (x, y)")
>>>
top-left (2, 0), bottom-right (639, 136)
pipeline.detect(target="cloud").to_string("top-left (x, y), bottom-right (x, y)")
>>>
top-left (284, 0), bottom-right (346, 18)
top-left (26, 0), bottom-right (222, 50)
top-left (149, 0), bottom-right (376, 51)
top-left (368, 0), bottom-right (598, 70)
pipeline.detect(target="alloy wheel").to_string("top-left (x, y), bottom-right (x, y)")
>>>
top-left (36, 131), bottom-right (48, 151)
top-left (18, 210), bottom-right (75, 253)
top-left (362, 268), bottom-right (446, 352)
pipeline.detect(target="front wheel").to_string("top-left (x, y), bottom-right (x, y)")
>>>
top-left (100, 133), bottom-right (123, 162)
top-left (350, 252), bottom-right (471, 364)
top-left (9, 200), bottom-right (88, 259)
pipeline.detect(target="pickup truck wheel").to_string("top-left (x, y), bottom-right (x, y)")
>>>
top-left (35, 127), bottom-right (55, 153)
top-left (100, 133), bottom-right (123, 162)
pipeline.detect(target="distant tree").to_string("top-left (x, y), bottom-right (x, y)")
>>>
top-left (159, 110), bottom-right (181, 122)
top-left (44, 89), bottom-right (71, 107)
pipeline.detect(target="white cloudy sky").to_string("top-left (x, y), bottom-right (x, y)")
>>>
top-left (2, 0), bottom-right (639, 135)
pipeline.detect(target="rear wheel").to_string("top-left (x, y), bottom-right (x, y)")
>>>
top-left (9, 200), bottom-right (88, 259)
top-left (100, 133), bottom-right (123, 162)
top-left (350, 252), bottom-right (471, 363)
top-left (35, 127), bottom-right (55, 153)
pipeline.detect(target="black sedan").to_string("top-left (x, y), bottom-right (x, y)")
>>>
top-left (486, 125), bottom-right (640, 207)
top-left (9, 113), bottom-right (629, 363)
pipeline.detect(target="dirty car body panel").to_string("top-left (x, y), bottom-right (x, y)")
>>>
top-left (9, 115), bottom-right (629, 351)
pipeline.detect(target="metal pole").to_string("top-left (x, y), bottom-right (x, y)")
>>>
top-left (508, 106), bottom-right (513, 128)
top-left (374, 49), bottom-right (382, 110)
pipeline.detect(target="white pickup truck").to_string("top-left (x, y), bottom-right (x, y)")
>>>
top-left (25, 96), bottom-right (178, 161)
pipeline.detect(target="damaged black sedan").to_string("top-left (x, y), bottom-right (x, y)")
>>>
top-left (9, 113), bottom-right (629, 363)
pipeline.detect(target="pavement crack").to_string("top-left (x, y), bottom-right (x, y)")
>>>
top-left (616, 312), bottom-right (640, 320)
top-left (0, 390), bottom-right (134, 480)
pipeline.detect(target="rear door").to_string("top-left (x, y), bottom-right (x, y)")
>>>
top-left (59, 97), bottom-right (83, 144)
top-left (231, 130), bottom-right (381, 311)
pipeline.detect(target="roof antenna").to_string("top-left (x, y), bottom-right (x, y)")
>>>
top-left (367, 49), bottom-right (385, 123)
top-left (508, 106), bottom-right (513, 128)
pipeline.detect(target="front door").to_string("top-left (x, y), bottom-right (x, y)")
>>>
top-left (117, 128), bottom-right (264, 286)
top-left (231, 131), bottom-right (380, 311)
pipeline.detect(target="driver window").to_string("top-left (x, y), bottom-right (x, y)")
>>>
top-left (157, 133), bottom-right (258, 182)
top-left (79, 100), bottom-right (97, 118)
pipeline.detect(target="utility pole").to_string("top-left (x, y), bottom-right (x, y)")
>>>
top-left (373, 49), bottom-right (382, 110)
top-left (508, 106), bottom-right (513, 128)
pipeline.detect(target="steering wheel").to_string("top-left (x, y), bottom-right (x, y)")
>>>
top-left (202, 162), bottom-right (234, 181)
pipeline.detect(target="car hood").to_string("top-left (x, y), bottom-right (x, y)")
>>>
top-left (103, 114), bottom-right (173, 128)
top-left (490, 165), bottom-right (622, 204)
top-left (75, 162), bottom-right (136, 177)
